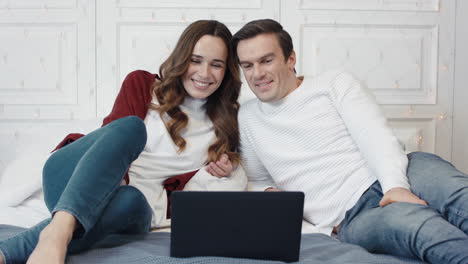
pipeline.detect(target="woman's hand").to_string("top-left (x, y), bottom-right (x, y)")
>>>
top-left (206, 154), bottom-right (233, 178)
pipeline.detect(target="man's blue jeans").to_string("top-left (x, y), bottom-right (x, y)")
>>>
top-left (0, 116), bottom-right (152, 264)
top-left (338, 152), bottom-right (468, 264)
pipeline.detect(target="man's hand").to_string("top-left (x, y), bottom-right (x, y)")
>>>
top-left (206, 154), bottom-right (233, 178)
top-left (379, 187), bottom-right (428, 207)
top-left (265, 187), bottom-right (282, 192)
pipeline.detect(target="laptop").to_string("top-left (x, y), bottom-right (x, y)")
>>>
top-left (170, 191), bottom-right (304, 262)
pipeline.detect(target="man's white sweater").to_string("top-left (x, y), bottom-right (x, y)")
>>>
top-left (239, 70), bottom-right (409, 235)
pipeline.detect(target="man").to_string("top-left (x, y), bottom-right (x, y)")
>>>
top-left (233, 19), bottom-right (468, 263)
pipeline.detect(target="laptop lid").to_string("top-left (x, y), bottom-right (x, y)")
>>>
top-left (170, 191), bottom-right (304, 262)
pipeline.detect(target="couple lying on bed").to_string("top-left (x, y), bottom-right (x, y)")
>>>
top-left (1, 19), bottom-right (467, 264)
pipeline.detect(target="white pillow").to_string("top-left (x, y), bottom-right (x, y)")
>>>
top-left (0, 118), bottom-right (101, 207)
top-left (0, 146), bottom-right (50, 207)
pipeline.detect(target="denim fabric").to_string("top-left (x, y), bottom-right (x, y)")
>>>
top-left (0, 116), bottom-right (153, 264)
top-left (338, 152), bottom-right (468, 264)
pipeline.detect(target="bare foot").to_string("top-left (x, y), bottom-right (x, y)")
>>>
top-left (26, 211), bottom-right (77, 264)
top-left (0, 252), bottom-right (5, 264)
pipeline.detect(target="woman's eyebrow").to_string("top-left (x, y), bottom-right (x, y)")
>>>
top-left (192, 54), bottom-right (225, 64)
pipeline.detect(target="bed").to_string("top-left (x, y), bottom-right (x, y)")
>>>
top-left (0, 120), bottom-right (424, 264)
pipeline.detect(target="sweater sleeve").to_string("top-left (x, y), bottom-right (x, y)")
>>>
top-left (330, 72), bottom-right (409, 193)
top-left (52, 70), bottom-right (156, 184)
top-left (53, 70), bottom-right (155, 151)
top-left (238, 106), bottom-right (277, 191)
top-left (102, 70), bottom-right (156, 126)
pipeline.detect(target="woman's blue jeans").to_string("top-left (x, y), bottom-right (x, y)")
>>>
top-left (338, 152), bottom-right (468, 264)
top-left (0, 116), bottom-right (152, 264)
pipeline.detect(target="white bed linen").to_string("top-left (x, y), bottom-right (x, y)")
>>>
top-left (0, 190), bottom-right (49, 228)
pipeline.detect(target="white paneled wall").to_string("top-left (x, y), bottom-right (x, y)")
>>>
top-left (96, 0), bottom-right (279, 116)
top-left (0, 0), bottom-right (95, 120)
top-left (0, 0), bottom-right (466, 172)
top-left (282, 0), bottom-right (455, 162)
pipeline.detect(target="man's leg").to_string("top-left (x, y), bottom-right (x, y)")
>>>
top-left (338, 181), bottom-right (468, 264)
top-left (407, 152), bottom-right (468, 233)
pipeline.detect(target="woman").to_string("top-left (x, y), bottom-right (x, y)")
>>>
top-left (0, 20), bottom-right (245, 264)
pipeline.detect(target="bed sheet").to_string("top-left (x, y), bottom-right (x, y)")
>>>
top-left (0, 226), bottom-right (424, 264)
top-left (0, 191), bottom-right (48, 228)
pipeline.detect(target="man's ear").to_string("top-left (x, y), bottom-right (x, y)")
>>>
top-left (287, 50), bottom-right (296, 73)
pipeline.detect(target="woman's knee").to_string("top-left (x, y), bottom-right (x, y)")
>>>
top-left (112, 186), bottom-right (152, 220)
top-left (107, 116), bottom-right (147, 156)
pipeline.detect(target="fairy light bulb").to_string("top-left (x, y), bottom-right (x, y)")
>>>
top-left (438, 113), bottom-right (446, 120)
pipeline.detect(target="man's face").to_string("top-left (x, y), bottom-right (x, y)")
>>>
top-left (237, 33), bottom-right (296, 102)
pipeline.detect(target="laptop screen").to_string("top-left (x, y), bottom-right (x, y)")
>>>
top-left (170, 191), bottom-right (304, 262)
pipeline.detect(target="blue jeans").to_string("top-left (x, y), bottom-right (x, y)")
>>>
top-left (338, 152), bottom-right (468, 264)
top-left (0, 116), bottom-right (152, 264)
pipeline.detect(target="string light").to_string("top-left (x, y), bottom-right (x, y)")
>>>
top-left (415, 63), bottom-right (421, 71)
top-left (23, 29), bottom-right (29, 39)
top-left (437, 113), bottom-right (447, 120)
top-left (417, 135), bottom-right (423, 145)
top-left (33, 109), bottom-right (40, 118)
top-left (407, 105), bottom-right (414, 115)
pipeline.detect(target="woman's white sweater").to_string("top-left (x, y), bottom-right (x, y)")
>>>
top-left (129, 97), bottom-right (246, 228)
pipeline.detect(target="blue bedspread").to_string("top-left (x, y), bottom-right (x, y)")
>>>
top-left (0, 225), bottom-right (423, 264)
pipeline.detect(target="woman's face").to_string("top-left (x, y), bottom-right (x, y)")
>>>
top-left (182, 35), bottom-right (228, 99)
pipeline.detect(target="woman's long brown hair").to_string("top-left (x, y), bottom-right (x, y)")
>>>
top-left (150, 20), bottom-right (241, 164)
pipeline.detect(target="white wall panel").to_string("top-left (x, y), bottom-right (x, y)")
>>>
top-left (282, 0), bottom-right (455, 161)
top-left (0, 0), bottom-right (77, 9)
top-left (116, 0), bottom-right (262, 9)
top-left (301, 24), bottom-right (438, 104)
top-left (389, 119), bottom-right (436, 153)
top-left (452, 0), bottom-right (468, 173)
top-left (299, 0), bottom-right (439, 11)
top-left (97, 0), bottom-right (279, 117)
top-left (0, 24), bottom-right (77, 104)
top-left (0, 0), bottom-right (95, 120)
top-left (0, 0), bottom-right (465, 166)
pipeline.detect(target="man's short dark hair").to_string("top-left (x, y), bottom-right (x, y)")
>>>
top-left (232, 19), bottom-right (294, 62)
